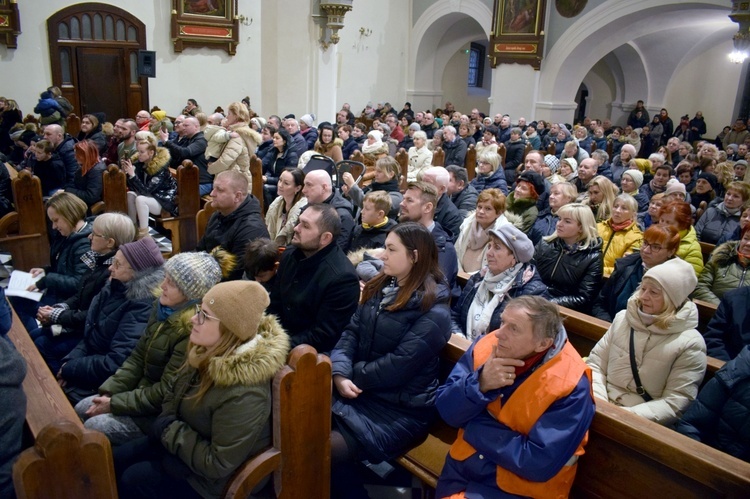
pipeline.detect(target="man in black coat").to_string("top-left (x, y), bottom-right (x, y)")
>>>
top-left (43, 123), bottom-right (78, 184)
top-left (422, 166), bottom-right (464, 239)
top-left (442, 126), bottom-right (467, 167)
top-left (197, 171), bottom-right (269, 281)
top-left (302, 170), bottom-right (354, 252)
top-left (268, 203), bottom-right (360, 353)
top-left (446, 165), bottom-right (478, 219)
top-left (159, 116), bottom-right (212, 195)
top-left (703, 286), bottom-right (750, 361)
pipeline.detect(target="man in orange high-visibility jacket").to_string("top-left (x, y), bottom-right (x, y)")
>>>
top-left (436, 296), bottom-right (595, 499)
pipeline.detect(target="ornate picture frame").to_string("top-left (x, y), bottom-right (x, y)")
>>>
top-left (171, 0), bottom-right (239, 55)
top-left (0, 0), bottom-right (21, 49)
top-left (490, 0), bottom-right (548, 70)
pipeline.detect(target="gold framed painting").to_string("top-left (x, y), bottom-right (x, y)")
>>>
top-left (0, 0), bottom-right (21, 49)
top-left (171, 0), bottom-right (239, 55)
top-left (490, 0), bottom-right (547, 70)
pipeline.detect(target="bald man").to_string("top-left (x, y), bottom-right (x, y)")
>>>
top-left (302, 170), bottom-right (354, 252)
top-left (42, 124), bottom-right (78, 183)
top-left (160, 116), bottom-right (212, 195)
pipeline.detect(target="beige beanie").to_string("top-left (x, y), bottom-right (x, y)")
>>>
top-left (202, 281), bottom-right (270, 341)
top-left (642, 258), bottom-right (697, 308)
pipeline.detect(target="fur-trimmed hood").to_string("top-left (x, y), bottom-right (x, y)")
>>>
top-left (709, 240), bottom-right (740, 267)
top-left (131, 146), bottom-right (171, 176)
top-left (125, 267), bottom-right (165, 301)
top-left (230, 123), bottom-right (263, 150)
top-left (315, 137), bottom-right (343, 153)
top-left (207, 313), bottom-right (290, 387)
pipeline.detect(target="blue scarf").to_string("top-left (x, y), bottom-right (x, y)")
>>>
top-left (156, 300), bottom-right (198, 322)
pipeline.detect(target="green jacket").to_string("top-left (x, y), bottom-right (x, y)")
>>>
top-left (504, 193), bottom-right (539, 233)
top-left (693, 241), bottom-right (750, 305)
top-left (99, 302), bottom-right (194, 432)
top-left (160, 314), bottom-right (289, 498)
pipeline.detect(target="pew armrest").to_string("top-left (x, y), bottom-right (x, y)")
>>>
top-left (223, 448), bottom-right (281, 499)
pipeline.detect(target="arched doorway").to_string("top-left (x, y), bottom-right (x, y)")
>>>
top-left (47, 3), bottom-right (148, 122)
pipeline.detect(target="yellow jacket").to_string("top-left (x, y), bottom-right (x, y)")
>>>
top-left (678, 226), bottom-right (704, 277)
top-left (597, 220), bottom-right (643, 276)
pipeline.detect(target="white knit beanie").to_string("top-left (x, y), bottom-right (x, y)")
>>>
top-left (642, 258), bottom-right (697, 308)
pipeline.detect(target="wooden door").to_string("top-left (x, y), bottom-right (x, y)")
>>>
top-left (76, 47), bottom-right (128, 121)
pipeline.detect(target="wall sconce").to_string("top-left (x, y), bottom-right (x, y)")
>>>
top-left (730, 1), bottom-right (750, 63)
top-left (235, 14), bottom-right (252, 27)
top-left (319, 0), bottom-right (353, 49)
top-left (359, 27), bottom-right (372, 37)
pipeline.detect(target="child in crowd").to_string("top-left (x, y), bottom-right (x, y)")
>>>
top-left (349, 191), bottom-right (396, 251)
top-left (243, 238), bottom-right (281, 291)
top-left (203, 116), bottom-right (232, 163)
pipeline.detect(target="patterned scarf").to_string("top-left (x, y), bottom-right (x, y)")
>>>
top-left (466, 263), bottom-right (522, 340)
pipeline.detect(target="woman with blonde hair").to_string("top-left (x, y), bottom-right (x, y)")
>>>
top-left (407, 130), bottom-right (432, 181)
top-left (585, 175), bottom-right (618, 222)
top-left (530, 181), bottom-right (578, 244)
top-left (533, 203), bottom-right (603, 312)
top-left (587, 258), bottom-right (706, 426)
top-left (455, 188), bottom-right (508, 274)
top-left (469, 150), bottom-right (508, 195)
top-left (598, 193), bottom-right (643, 276)
top-left (207, 101), bottom-right (261, 188)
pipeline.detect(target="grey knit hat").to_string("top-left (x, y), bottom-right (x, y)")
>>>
top-left (164, 252), bottom-right (222, 300)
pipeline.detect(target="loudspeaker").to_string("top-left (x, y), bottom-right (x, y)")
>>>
top-left (138, 50), bottom-right (156, 78)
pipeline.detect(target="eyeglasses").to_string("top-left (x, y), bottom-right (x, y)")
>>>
top-left (195, 304), bottom-right (220, 325)
top-left (111, 258), bottom-right (131, 270)
top-left (641, 241), bottom-right (664, 252)
top-left (90, 231), bottom-right (108, 239)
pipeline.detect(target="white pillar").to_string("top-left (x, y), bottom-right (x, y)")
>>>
top-left (534, 101), bottom-right (578, 126)
top-left (314, 44), bottom-right (339, 122)
top-left (489, 63), bottom-right (539, 121)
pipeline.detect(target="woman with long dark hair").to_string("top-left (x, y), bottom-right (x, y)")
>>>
top-left (329, 222), bottom-right (451, 498)
top-left (261, 128), bottom-right (299, 207)
top-left (265, 168), bottom-right (307, 245)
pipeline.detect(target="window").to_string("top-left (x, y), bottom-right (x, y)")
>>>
top-left (468, 42), bottom-right (485, 88)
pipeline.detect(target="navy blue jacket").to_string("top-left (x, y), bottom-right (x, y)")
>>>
top-left (37, 223), bottom-right (94, 300)
top-left (591, 253), bottom-right (646, 322)
top-left (470, 168), bottom-right (508, 195)
top-left (703, 286), bottom-right (750, 361)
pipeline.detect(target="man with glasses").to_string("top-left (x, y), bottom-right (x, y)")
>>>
top-left (385, 114), bottom-right (403, 143)
top-left (135, 110), bottom-right (151, 131)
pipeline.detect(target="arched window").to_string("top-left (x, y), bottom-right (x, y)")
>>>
top-left (468, 42), bottom-right (485, 88)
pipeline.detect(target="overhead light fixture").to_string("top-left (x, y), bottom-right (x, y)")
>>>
top-left (319, 0), bottom-right (353, 49)
top-left (730, 1), bottom-right (750, 63)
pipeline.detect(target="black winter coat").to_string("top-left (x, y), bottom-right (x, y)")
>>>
top-left (703, 286), bottom-right (750, 361)
top-left (330, 282), bottom-right (451, 461)
top-left (591, 252), bottom-right (646, 322)
top-left (268, 244), bottom-right (360, 353)
top-left (55, 250), bottom-right (116, 334)
top-left (126, 147), bottom-right (177, 215)
top-left (164, 132), bottom-right (211, 184)
top-left (432, 222), bottom-right (458, 299)
top-left (533, 237), bottom-right (603, 312)
top-left (65, 161), bottom-right (106, 209)
top-left (451, 264), bottom-right (549, 337)
top-left (451, 185), bottom-right (478, 219)
top-left (324, 191), bottom-right (355, 253)
top-left (443, 138), bottom-right (467, 167)
top-left (676, 345), bottom-right (750, 462)
top-left (196, 195), bottom-right (269, 281)
top-left (30, 155), bottom-right (67, 195)
top-left (55, 135), bottom-right (80, 185)
top-left (350, 218), bottom-right (397, 252)
top-left (60, 269), bottom-right (163, 401)
top-left (342, 137), bottom-right (360, 160)
top-left (37, 222), bottom-right (94, 300)
top-left (529, 206), bottom-right (557, 245)
top-left (262, 146), bottom-right (299, 186)
top-left (434, 194), bottom-right (463, 242)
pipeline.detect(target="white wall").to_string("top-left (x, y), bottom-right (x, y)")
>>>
top-left (664, 39), bottom-right (743, 138)
top-left (0, 0), bottom-right (263, 118)
top-left (440, 43), bottom-right (491, 115)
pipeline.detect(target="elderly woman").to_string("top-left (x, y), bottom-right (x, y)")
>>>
top-left (122, 140), bottom-right (177, 239)
top-left (658, 201), bottom-right (704, 276)
top-left (207, 101), bottom-right (261, 188)
top-left (530, 182), bottom-right (578, 244)
top-left (32, 212), bottom-right (136, 372)
top-left (550, 157), bottom-right (577, 184)
top-left (118, 281), bottom-right (289, 498)
top-left (470, 150), bottom-right (508, 195)
top-left (587, 258), bottom-right (707, 426)
top-left (74, 250), bottom-right (232, 445)
top-left (593, 225), bottom-right (680, 322)
top-left (475, 125), bottom-right (498, 157)
top-left (361, 129), bottom-right (389, 184)
top-left (452, 224), bottom-right (548, 339)
top-left (693, 224), bottom-right (750, 305)
top-left (455, 188), bottom-right (508, 274)
top-left (612, 143), bottom-right (637, 186)
top-left (11, 193), bottom-right (93, 334)
top-left (58, 238), bottom-right (166, 404)
top-left (696, 181), bottom-right (750, 245)
top-left (533, 203), bottom-right (603, 313)
top-left (598, 194), bottom-right (643, 276)
top-left (65, 139), bottom-right (106, 209)
top-left (505, 170), bottom-right (544, 232)
top-left (585, 175), bottom-right (618, 222)
top-left (619, 168), bottom-right (649, 212)
top-left (407, 130), bottom-right (432, 182)
top-left (265, 168), bottom-right (307, 245)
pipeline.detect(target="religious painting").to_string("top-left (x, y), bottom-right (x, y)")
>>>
top-left (0, 0), bottom-right (21, 49)
top-left (556, 0), bottom-right (588, 18)
top-left (490, 0), bottom-right (547, 70)
top-left (171, 0), bottom-right (239, 55)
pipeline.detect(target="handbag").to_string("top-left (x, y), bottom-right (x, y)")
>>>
top-left (629, 327), bottom-right (653, 402)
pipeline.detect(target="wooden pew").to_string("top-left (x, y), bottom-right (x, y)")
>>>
top-left (694, 298), bottom-right (718, 334)
top-left (223, 344), bottom-right (331, 498)
top-left (591, 141), bottom-right (598, 153)
top-left (395, 148), bottom-right (409, 192)
top-left (547, 142), bottom-right (556, 156)
top-left (5, 161), bottom-right (18, 180)
top-left (0, 171), bottom-right (50, 271)
top-left (94, 164), bottom-right (128, 215)
top-left (196, 201), bottom-right (216, 241)
top-left (250, 154), bottom-right (264, 217)
top-left (522, 142), bottom-right (531, 161)
top-left (464, 144), bottom-right (476, 180)
top-left (65, 113), bottom-right (81, 137)
top-left (497, 142), bottom-right (506, 165)
top-left (154, 160), bottom-right (200, 255)
top-left (431, 147), bottom-right (445, 167)
top-left (6, 306), bottom-right (81, 437)
top-left (700, 241), bottom-right (715, 264)
top-left (607, 139), bottom-right (614, 157)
